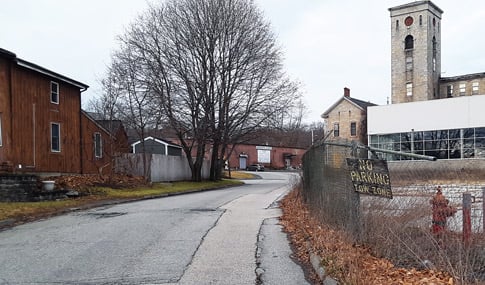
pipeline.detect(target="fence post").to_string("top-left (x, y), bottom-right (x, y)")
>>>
top-left (483, 188), bottom-right (485, 233)
top-left (463, 193), bottom-right (472, 246)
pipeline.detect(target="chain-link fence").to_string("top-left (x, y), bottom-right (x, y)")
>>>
top-left (302, 139), bottom-right (485, 283)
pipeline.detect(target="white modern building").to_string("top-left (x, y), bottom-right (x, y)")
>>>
top-left (368, 95), bottom-right (485, 160)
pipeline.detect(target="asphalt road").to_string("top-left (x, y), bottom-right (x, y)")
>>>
top-left (0, 171), bottom-right (309, 285)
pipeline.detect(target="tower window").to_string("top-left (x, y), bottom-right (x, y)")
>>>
top-left (396, 20), bottom-right (399, 30)
top-left (419, 15), bottom-right (422, 26)
top-left (406, 83), bottom-right (413, 96)
top-left (447, 85), bottom-right (454, 97)
top-left (405, 35), bottom-right (414, 50)
top-left (432, 37), bottom-right (437, 55)
top-left (432, 37), bottom-right (437, 72)
top-left (459, 83), bottom-right (466, 96)
top-left (406, 56), bottom-right (413, 71)
top-left (472, 82), bottom-right (479, 95)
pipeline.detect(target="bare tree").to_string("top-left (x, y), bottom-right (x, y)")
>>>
top-left (106, 0), bottom-right (301, 181)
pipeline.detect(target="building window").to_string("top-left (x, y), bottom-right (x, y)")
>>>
top-left (432, 37), bottom-right (437, 72)
top-left (405, 56), bottom-right (413, 71)
top-left (333, 123), bottom-right (339, 137)
top-left (396, 20), bottom-right (399, 30)
top-left (472, 82), bottom-right (479, 95)
top-left (459, 83), bottom-right (466, 96)
top-left (419, 15), bottom-right (422, 26)
top-left (406, 83), bottom-right (413, 96)
top-left (51, 123), bottom-right (61, 152)
top-left (447, 85), bottom-right (454, 97)
top-left (51, 81), bottom-right (59, 104)
top-left (350, 122), bottom-right (357, 137)
top-left (405, 35), bottom-right (414, 50)
top-left (94, 133), bottom-right (103, 158)
top-left (370, 127), bottom-right (485, 161)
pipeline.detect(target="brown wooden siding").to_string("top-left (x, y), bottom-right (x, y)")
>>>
top-left (81, 113), bottom-right (115, 175)
top-left (0, 58), bottom-right (11, 163)
top-left (8, 65), bottom-right (82, 173)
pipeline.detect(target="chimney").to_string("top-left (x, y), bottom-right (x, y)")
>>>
top-left (344, 87), bottom-right (350, 97)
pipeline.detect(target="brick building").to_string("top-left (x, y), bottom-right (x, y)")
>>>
top-left (226, 143), bottom-right (306, 170)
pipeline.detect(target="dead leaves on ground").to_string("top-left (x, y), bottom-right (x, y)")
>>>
top-left (45, 174), bottom-right (147, 191)
top-left (279, 189), bottom-right (454, 285)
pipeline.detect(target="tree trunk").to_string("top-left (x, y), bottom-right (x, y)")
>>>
top-left (209, 140), bottom-right (220, 181)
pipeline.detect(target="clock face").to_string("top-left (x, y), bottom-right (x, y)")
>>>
top-left (405, 16), bottom-right (414, 26)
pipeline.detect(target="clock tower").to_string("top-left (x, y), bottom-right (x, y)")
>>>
top-left (389, 1), bottom-right (443, 104)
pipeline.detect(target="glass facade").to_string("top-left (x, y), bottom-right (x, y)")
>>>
top-left (369, 127), bottom-right (485, 160)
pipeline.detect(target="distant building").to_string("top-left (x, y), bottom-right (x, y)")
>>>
top-left (368, 1), bottom-right (485, 160)
top-left (226, 143), bottom-right (306, 170)
top-left (131, 136), bottom-right (182, 156)
top-left (321, 87), bottom-right (376, 144)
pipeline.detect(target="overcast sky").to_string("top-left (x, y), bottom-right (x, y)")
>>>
top-left (1, 0), bottom-right (484, 123)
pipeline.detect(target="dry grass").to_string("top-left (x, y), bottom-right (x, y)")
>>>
top-left (222, 170), bottom-right (258, 179)
top-left (280, 186), bottom-right (454, 284)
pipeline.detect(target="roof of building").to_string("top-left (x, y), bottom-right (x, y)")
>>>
top-left (321, 96), bottom-right (377, 119)
top-left (85, 112), bottom-right (125, 135)
top-left (80, 110), bottom-right (114, 138)
top-left (440, 72), bottom-right (485, 83)
top-left (0, 47), bottom-right (88, 90)
top-left (131, 136), bottom-right (182, 149)
top-left (388, 0), bottom-right (443, 14)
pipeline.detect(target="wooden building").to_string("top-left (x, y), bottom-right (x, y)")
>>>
top-left (0, 48), bottom-right (122, 175)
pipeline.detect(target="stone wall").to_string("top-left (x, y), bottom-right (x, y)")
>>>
top-left (0, 174), bottom-right (39, 202)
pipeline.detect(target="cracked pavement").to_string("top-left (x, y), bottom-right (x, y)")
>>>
top-left (0, 172), bottom-right (309, 284)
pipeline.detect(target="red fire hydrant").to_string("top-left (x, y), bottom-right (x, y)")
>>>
top-left (430, 186), bottom-right (457, 235)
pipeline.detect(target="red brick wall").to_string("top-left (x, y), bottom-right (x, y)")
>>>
top-left (226, 144), bottom-right (306, 170)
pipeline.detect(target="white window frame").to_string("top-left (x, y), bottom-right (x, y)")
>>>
top-left (51, 123), bottom-right (61, 152)
top-left (51, 81), bottom-right (59, 104)
top-left (406, 83), bottom-right (413, 96)
top-left (472, 82), bottom-right (479, 95)
top-left (459, 83), bottom-right (466, 96)
top-left (94, 132), bottom-right (103, 158)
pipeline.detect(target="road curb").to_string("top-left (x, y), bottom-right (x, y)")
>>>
top-left (310, 253), bottom-right (338, 285)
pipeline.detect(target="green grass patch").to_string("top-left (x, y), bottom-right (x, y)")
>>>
top-left (0, 179), bottom-right (243, 222)
top-left (99, 179), bottom-right (244, 198)
top-left (223, 171), bottom-right (257, 179)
